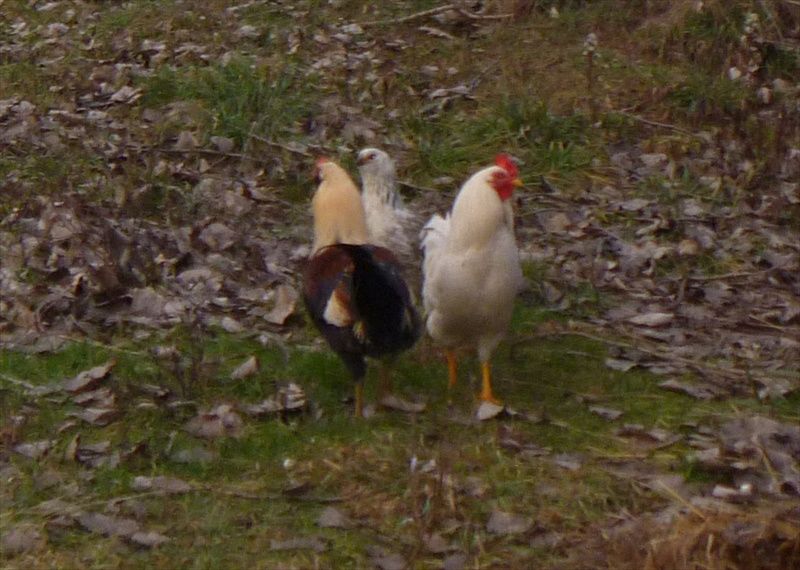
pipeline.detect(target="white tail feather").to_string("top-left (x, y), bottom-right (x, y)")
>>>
top-left (420, 213), bottom-right (450, 285)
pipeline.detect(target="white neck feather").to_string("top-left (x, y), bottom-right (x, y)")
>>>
top-left (447, 166), bottom-right (512, 248)
top-left (362, 171), bottom-right (399, 207)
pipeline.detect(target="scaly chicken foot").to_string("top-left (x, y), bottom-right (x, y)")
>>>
top-left (479, 361), bottom-right (501, 405)
top-left (445, 350), bottom-right (458, 389)
top-left (377, 362), bottom-right (394, 403)
top-left (354, 382), bottom-right (364, 418)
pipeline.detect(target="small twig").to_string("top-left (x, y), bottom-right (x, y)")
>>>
top-left (397, 180), bottom-right (440, 194)
top-left (252, 134), bottom-right (312, 156)
top-left (206, 484), bottom-right (344, 504)
top-left (160, 147), bottom-right (255, 161)
top-left (125, 143), bottom-right (260, 163)
top-left (33, 490), bottom-right (174, 515)
top-left (250, 134), bottom-right (337, 159)
top-left (457, 9), bottom-right (514, 20)
top-left (656, 479), bottom-right (708, 521)
top-left (759, 0), bottom-right (784, 40)
top-left (584, 34), bottom-right (598, 123)
top-left (360, 4), bottom-right (457, 26)
top-left (55, 335), bottom-right (149, 357)
top-left (686, 269), bottom-right (770, 283)
top-left (522, 207), bottom-right (569, 217)
top-left (418, 25), bottom-right (458, 40)
top-left (747, 315), bottom-right (788, 333)
top-left (0, 372), bottom-right (38, 390)
top-left (614, 110), bottom-right (698, 138)
top-left (588, 447), bottom-right (648, 459)
top-left (205, 487), bottom-right (281, 501)
top-left (515, 327), bottom-right (753, 386)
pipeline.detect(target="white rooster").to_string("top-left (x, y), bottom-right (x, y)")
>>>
top-left (356, 148), bottom-right (418, 266)
top-left (421, 155), bottom-right (524, 404)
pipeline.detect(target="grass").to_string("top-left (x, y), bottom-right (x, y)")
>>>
top-left (140, 57), bottom-right (313, 147)
top-left (3, 299), bottom-right (798, 567)
top-left (2, 0), bottom-right (800, 567)
top-left (403, 96), bottom-right (597, 186)
top-left (668, 72), bottom-right (753, 119)
top-left (0, 63), bottom-right (58, 109)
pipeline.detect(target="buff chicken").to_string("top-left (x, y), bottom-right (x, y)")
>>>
top-left (420, 154), bottom-right (524, 404)
top-left (303, 158), bottom-right (421, 417)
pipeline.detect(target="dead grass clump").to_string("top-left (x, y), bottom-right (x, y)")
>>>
top-left (567, 500), bottom-right (800, 570)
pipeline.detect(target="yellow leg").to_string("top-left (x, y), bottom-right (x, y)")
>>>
top-left (446, 350), bottom-right (458, 389)
top-left (354, 383), bottom-right (364, 418)
top-left (378, 364), bottom-right (393, 401)
top-left (479, 361), bottom-right (501, 404)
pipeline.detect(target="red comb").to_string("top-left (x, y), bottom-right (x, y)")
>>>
top-left (315, 156), bottom-right (331, 168)
top-left (494, 154), bottom-right (518, 178)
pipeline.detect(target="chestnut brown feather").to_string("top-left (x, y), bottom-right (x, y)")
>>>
top-left (304, 158), bottom-right (420, 416)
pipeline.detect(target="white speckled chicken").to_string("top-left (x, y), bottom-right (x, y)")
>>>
top-left (420, 155), bottom-right (524, 404)
top-left (356, 148), bottom-right (418, 267)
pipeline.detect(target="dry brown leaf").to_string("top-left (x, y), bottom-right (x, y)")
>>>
top-left (443, 553), bottom-right (468, 570)
top-left (1, 524), bottom-right (45, 557)
top-left (174, 130), bottom-right (198, 151)
top-left (63, 360), bottom-right (116, 393)
top-left (171, 446), bottom-right (217, 464)
top-left (605, 358), bottom-right (637, 372)
top-left (220, 316), bottom-right (244, 333)
top-left (628, 312), bottom-right (674, 327)
top-left (72, 387), bottom-right (116, 408)
top-left (424, 532), bottom-right (455, 553)
top-left (243, 383), bottom-right (307, 417)
top-left (64, 433), bottom-right (81, 462)
top-left (589, 406), bottom-right (624, 421)
top-left (316, 506), bottom-right (354, 529)
top-left (131, 475), bottom-right (192, 494)
top-left (13, 440), bottom-right (54, 460)
top-left (264, 284), bottom-right (298, 325)
top-left (367, 545), bottom-right (406, 570)
top-left (659, 379), bottom-right (722, 400)
top-left (552, 453), bottom-right (583, 472)
top-left (618, 198), bottom-right (651, 211)
top-left (476, 401), bottom-right (505, 421)
top-left (198, 222), bottom-right (237, 251)
top-left (185, 404), bottom-right (243, 439)
top-left (486, 510), bottom-right (531, 535)
top-left (270, 536), bottom-right (328, 553)
top-left (379, 394), bottom-right (426, 413)
top-left (78, 512), bottom-right (140, 537)
top-left (130, 531), bottom-right (170, 548)
top-left (71, 407), bottom-right (118, 427)
top-left (616, 424), bottom-right (682, 449)
top-left (230, 355), bottom-right (259, 381)
top-left (541, 212), bottom-right (572, 233)
top-left (210, 135), bottom-right (234, 153)
top-left (74, 440), bottom-right (116, 468)
top-left (678, 238), bottom-right (701, 256)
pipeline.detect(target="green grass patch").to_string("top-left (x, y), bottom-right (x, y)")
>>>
top-left (0, 63), bottom-right (57, 108)
top-left (668, 71), bottom-right (752, 118)
top-left (140, 57), bottom-right (313, 146)
top-left (404, 96), bottom-right (596, 185)
top-left (2, 305), bottom-right (799, 567)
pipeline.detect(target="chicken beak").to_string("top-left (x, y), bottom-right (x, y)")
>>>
top-left (512, 178), bottom-right (524, 188)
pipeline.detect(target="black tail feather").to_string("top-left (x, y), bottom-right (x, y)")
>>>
top-left (338, 244), bottom-right (420, 354)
